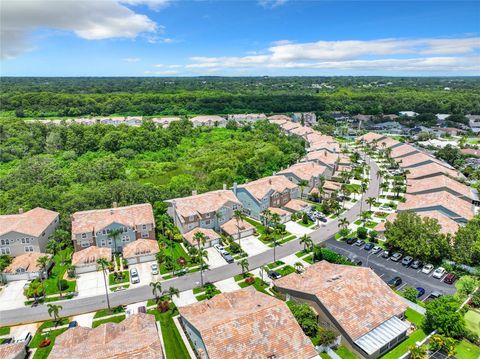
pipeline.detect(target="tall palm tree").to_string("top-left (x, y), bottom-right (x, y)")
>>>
top-left (380, 182), bottom-right (389, 195)
top-left (37, 255), bottom-right (50, 298)
top-left (299, 234), bottom-right (313, 252)
top-left (360, 211), bottom-right (370, 224)
top-left (97, 258), bottom-right (111, 311)
top-left (316, 185), bottom-right (325, 202)
top-left (338, 218), bottom-right (349, 230)
top-left (261, 209), bottom-right (272, 230)
top-left (167, 286), bottom-right (180, 300)
top-left (150, 281), bottom-right (162, 304)
top-left (298, 179), bottom-right (309, 199)
top-left (47, 304), bottom-right (63, 327)
top-left (156, 214), bottom-right (170, 237)
top-left (237, 258), bottom-right (249, 277)
top-left (366, 197), bottom-right (376, 211)
top-left (108, 227), bottom-right (124, 254)
top-left (193, 231), bottom-right (207, 287)
top-left (270, 212), bottom-right (281, 262)
top-left (233, 209), bottom-right (245, 247)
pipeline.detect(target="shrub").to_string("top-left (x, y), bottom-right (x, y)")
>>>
top-left (403, 287), bottom-right (419, 303)
top-left (39, 339), bottom-right (51, 348)
top-left (302, 212), bottom-right (309, 224)
top-left (339, 228), bottom-right (350, 238)
top-left (357, 226), bottom-right (368, 239)
top-left (289, 302), bottom-right (318, 337)
top-left (229, 242), bottom-right (241, 254)
top-left (157, 301), bottom-right (170, 313)
top-left (316, 327), bottom-right (337, 346)
top-left (470, 291), bottom-right (480, 307)
top-left (245, 276), bottom-right (255, 285)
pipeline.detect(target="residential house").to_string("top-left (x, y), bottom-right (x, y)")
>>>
top-left (151, 117), bottom-right (182, 128)
top-left (283, 199), bottom-right (312, 214)
top-left (1, 252), bottom-right (52, 282)
top-left (268, 114), bottom-right (292, 125)
top-left (228, 113), bottom-right (266, 124)
top-left (309, 180), bottom-right (342, 199)
top-left (405, 162), bottom-right (462, 181)
top-left (72, 246), bottom-right (112, 274)
top-left (373, 137), bottom-right (402, 150)
top-left (49, 313), bottom-right (164, 359)
top-left (233, 176), bottom-right (299, 220)
top-left (371, 121), bottom-right (403, 133)
top-left (268, 207), bottom-right (292, 223)
top-left (467, 114), bottom-right (480, 133)
top-left (178, 287), bottom-right (318, 359)
top-left (399, 111), bottom-right (418, 117)
top-left (438, 127), bottom-right (465, 136)
top-left (0, 208), bottom-right (59, 257)
top-left (289, 125), bottom-right (314, 137)
top-left (398, 192), bottom-right (475, 224)
top-left (190, 115), bottom-right (227, 128)
top-left (71, 203), bottom-right (155, 253)
top-left (183, 227), bottom-right (221, 248)
top-left (396, 152), bottom-right (451, 169)
top-left (220, 218), bottom-right (255, 240)
top-left (406, 175), bottom-right (476, 203)
top-left (303, 150), bottom-right (350, 174)
top-left (461, 148), bottom-right (480, 157)
top-left (357, 132), bottom-right (387, 144)
top-left (167, 189), bottom-right (242, 234)
top-left (274, 261), bottom-right (409, 359)
top-left (390, 144), bottom-right (419, 159)
top-left (277, 162), bottom-right (329, 194)
top-left (123, 238), bottom-right (159, 264)
top-left (305, 132), bottom-right (336, 146)
top-left (281, 121), bottom-right (301, 133)
top-left (308, 141), bottom-right (341, 153)
top-left (0, 342), bottom-right (28, 359)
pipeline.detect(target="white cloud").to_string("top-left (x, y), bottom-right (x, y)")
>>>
top-left (258, 0), bottom-right (288, 8)
top-left (181, 37), bottom-right (480, 74)
top-left (123, 57), bottom-right (141, 62)
top-left (120, 0), bottom-right (170, 11)
top-left (1, 0), bottom-right (160, 59)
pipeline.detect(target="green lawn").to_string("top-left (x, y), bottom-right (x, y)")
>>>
top-left (93, 306), bottom-right (125, 319)
top-left (320, 353), bottom-right (332, 359)
top-left (405, 308), bottom-right (424, 327)
top-left (278, 265), bottom-right (295, 277)
top-left (380, 329), bottom-right (426, 359)
top-left (108, 271), bottom-right (130, 286)
top-left (159, 240), bottom-right (193, 274)
top-left (234, 272), bottom-right (253, 281)
top-left (30, 328), bottom-right (68, 359)
top-left (297, 217), bottom-right (315, 228)
top-left (266, 261), bottom-right (285, 270)
top-left (43, 249), bottom-right (76, 296)
top-left (465, 309), bottom-right (480, 336)
top-left (456, 339), bottom-right (480, 359)
top-left (38, 318), bottom-right (70, 330)
top-left (0, 327), bottom-right (10, 335)
top-left (148, 307), bottom-right (191, 359)
top-left (334, 345), bottom-right (359, 359)
top-left (92, 315), bottom-right (126, 328)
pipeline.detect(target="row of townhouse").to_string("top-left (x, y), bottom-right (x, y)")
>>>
top-left (359, 133), bottom-right (478, 236)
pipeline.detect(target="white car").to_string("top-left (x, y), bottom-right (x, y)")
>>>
top-left (213, 244), bottom-right (224, 253)
top-left (151, 263), bottom-right (159, 275)
top-left (130, 268), bottom-right (140, 284)
top-left (432, 267), bottom-right (446, 279)
top-left (422, 264), bottom-right (434, 274)
top-left (379, 206), bottom-right (394, 212)
top-left (371, 246), bottom-right (382, 254)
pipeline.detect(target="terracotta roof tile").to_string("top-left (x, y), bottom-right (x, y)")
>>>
top-left (278, 162), bottom-right (328, 181)
top-left (398, 152), bottom-right (450, 169)
top-left (178, 287), bottom-right (317, 359)
top-left (283, 199), bottom-right (312, 212)
top-left (238, 176), bottom-right (298, 201)
top-left (289, 126), bottom-right (314, 137)
top-left (358, 132), bottom-right (387, 143)
top-left (183, 228), bottom-right (221, 246)
top-left (122, 239), bottom-right (159, 259)
top-left (374, 137), bottom-right (401, 149)
top-left (406, 163), bottom-right (461, 180)
top-left (267, 115), bottom-right (291, 123)
top-left (274, 261), bottom-right (407, 341)
top-left (72, 246), bottom-right (112, 266)
top-left (3, 252), bottom-right (51, 273)
top-left (407, 175), bottom-right (473, 199)
top-left (220, 219), bottom-right (255, 237)
top-left (305, 150), bottom-right (349, 165)
top-left (390, 144), bottom-right (419, 159)
top-left (0, 207), bottom-right (59, 237)
top-left (0, 342), bottom-right (26, 359)
top-left (281, 121), bottom-right (301, 131)
top-left (190, 115), bottom-right (226, 124)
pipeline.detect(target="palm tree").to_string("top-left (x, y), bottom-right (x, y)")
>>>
top-left (46, 239), bottom-right (60, 256)
top-left (360, 211), bottom-right (370, 224)
top-left (318, 175), bottom-right (326, 188)
top-left (233, 209), bottom-right (245, 247)
top-left (198, 248), bottom-right (208, 287)
top-left (193, 231), bottom-right (207, 287)
top-left (298, 179), bottom-right (309, 199)
top-left (261, 209), bottom-right (272, 229)
top-left (47, 304), bottom-right (63, 327)
top-left (316, 186), bottom-right (325, 202)
top-left (167, 286), bottom-right (180, 300)
top-left (97, 258), bottom-right (111, 311)
top-left (366, 197), bottom-right (376, 211)
top-left (294, 262), bottom-right (304, 273)
top-left (156, 214), bottom-right (170, 236)
top-left (380, 182), bottom-right (389, 195)
top-left (108, 227), bottom-right (124, 254)
top-left (150, 281), bottom-right (162, 304)
top-left (259, 265), bottom-right (268, 285)
top-left (270, 212), bottom-right (281, 262)
top-left (299, 235), bottom-right (313, 252)
top-left (338, 218), bottom-right (349, 230)
top-left (237, 258), bottom-right (249, 277)
top-left (36, 255), bottom-right (50, 298)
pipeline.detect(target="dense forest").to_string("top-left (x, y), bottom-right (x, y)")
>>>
top-left (0, 119), bottom-right (305, 228)
top-left (1, 77), bottom-right (479, 117)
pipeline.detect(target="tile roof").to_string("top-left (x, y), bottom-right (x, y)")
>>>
top-left (274, 261), bottom-right (407, 341)
top-left (399, 193), bottom-right (475, 221)
top-left (72, 246), bottom-right (112, 266)
top-left (49, 313), bottom-right (163, 359)
top-left (306, 132), bottom-right (336, 145)
top-left (289, 126), bottom-right (314, 137)
top-left (305, 150), bottom-right (349, 165)
top-left (283, 199), bottom-right (312, 212)
top-left (178, 287), bottom-right (317, 359)
top-left (406, 162), bottom-right (461, 180)
top-left (169, 190), bottom-right (241, 220)
top-left (397, 152), bottom-right (449, 169)
top-left (0, 342), bottom-right (26, 359)
top-left (323, 180), bottom-right (342, 192)
top-left (190, 115), bottom-right (226, 124)
top-left (267, 114), bottom-right (292, 123)
top-left (3, 253), bottom-right (51, 273)
top-left (358, 132), bottom-right (387, 143)
top-left (268, 207), bottom-right (291, 217)
top-left (220, 218), bottom-right (255, 236)
top-left (374, 211), bottom-right (460, 235)
top-left (238, 176), bottom-right (298, 201)
top-left (278, 162), bottom-right (328, 181)
top-left (461, 148), bottom-right (480, 157)
top-left (281, 121), bottom-right (301, 131)
top-left (151, 117), bottom-right (182, 127)
top-left (407, 175), bottom-right (473, 199)
top-left (390, 144), bottom-right (419, 159)
top-left (72, 204), bottom-right (154, 235)
top-left (183, 227), bottom-right (221, 246)
top-left (122, 239), bottom-right (159, 259)
top-left (308, 141), bottom-right (341, 153)
top-left (0, 207), bottom-right (59, 237)
top-left (374, 137), bottom-right (401, 149)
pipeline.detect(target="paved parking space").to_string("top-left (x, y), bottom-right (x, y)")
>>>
top-left (240, 235), bottom-right (270, 256)
top-left (72, 312), bottom-right (95, 328)
top-left (128, 261), bottom-right (160, 287)
top-left (285, 221), bottom-right (313, 237)
top-left (0, 280), bottom-right (28, 310)
top-left (172, 290), bottom-right (197, 307)
top-left (215, 278), bottom-right (241, 293)
top-left (325, 238), bottom-right (456, 299)
top-left (76, 271), bottom-right (106, 298)
top-left (206, 247), bottom-right (227, 269)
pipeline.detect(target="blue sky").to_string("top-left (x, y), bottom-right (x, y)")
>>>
top-left (1, 0), bottom-right (479, 76)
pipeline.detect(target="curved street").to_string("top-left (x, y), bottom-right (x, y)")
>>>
top-left (0, 155), bottom-right (380, 327)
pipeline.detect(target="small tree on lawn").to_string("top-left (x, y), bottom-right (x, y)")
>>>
top-left (366, 197), bottom-right (376, 211)
top-left (403, 287), bottom-right (419, 303)
top-left (423, 295), bottom-right (465, 338)
top-left (36, 255), bottom-right (50, 298)
top-left (299, 235), bottom-right (313, 253)
top-left (194, 231), bottom-right (207, 287)
top-left (233, 209), bottom-right (245, 247)
top-left (150, 281), bottom-right (162, 304)
top-left (238, 258), bottom-right (249, 277)
top-left (47, 303), bottom-right (63, 327)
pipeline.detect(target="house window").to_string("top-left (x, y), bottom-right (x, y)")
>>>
top-left (102, 229), bottom-right (106, 235)
top-left (106, 229), bottom-right (111, 234)
top-left (25, 246), bottom-right (34, 252)
top-left (81, 242), bottom-right (89, 248)
top-left (81, 233), bottom-right (87, 239)
top-left (205, 220), bottom-right (210, 225)
top-left (232, 204), bottom-right (237, 210)
top-left (142, 224), bottom-right (147, 230)
top-left (0, 239), bottom-right (9, 246)
top-left (0, 248), bottom-right (10, 255)
top-left (121, 235), bottom-right (129, 242)
top-left (142, 232), bottom-right (149, 238)
top-left (101, 240), bottom-right (106, 246)
top-left (108, 239), bottom-right (112, 245)
top-left (21, 238), bottom-right (31, 244)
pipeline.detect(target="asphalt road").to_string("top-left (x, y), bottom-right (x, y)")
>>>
top-left (0, 155), bottom-right (382, 326)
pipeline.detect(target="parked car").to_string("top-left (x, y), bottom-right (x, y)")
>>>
top-left (355, 239), bottom-right (365, 247)
top-left (401, 256), bottom-right (413, 267)
top-left (443, 273), bottom-right (457, 284)
top-left (151, 263), bottom-right (159, 275)
top-left (425, 291), bottom-right (443, 302)
top-left (1, 337), bottom-right (13, 344)
top-left (130, 268), bottom-right (140, 284)
top-left (432, 267), bottom-right (446, 279)
top-left (318, 217), bottom-right (328, 223)
top-left (221, 251), bottom-right (234, 264)
top-left (416, 287), bottom-right (425, 298)
top-left (411, 260), bottom-right (423, 270)
top-left (379, 206), bottom-right (394, 212)
top-left (364, 243), bottom-right (374, 251)
top-left (346, 237), bottom-right (357, 245)
top-left (213, 244), bottom-right (225, 253)
top-left (68, 321), bottom-right (78, 328)
top-left (422, 264), bottom-right (434, 274)
top-left (267, 271), bottom-right (282, 280)
top-left (381, 250), bottom-right (391, 258)
top-left (387, 276), bottom-right (402, 288)
top-left (15, 331), bottom-right (32, 345)
top-left (173, 268), bottom-right (187, 276)
top-left (371, 246), bottom-right (382, 254)
top-left (390, 252), bottom-right (402, 262)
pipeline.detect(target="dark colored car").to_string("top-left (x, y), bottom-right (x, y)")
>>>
top-left (387, 276), bottom-right (402, 288)
top-left (346, 237), bottom-right (357, 245)
top-left (68, 321), bottom-right (78, 328)
top-left (411, 260), bottom-right (422, 269)
top-left (401, 256), bottom-right (413, 267)
top-left (364, 243), bottom-right (374, 251)
top-left (221, 251), bottom-right (234, 264)
top-left (267, 270), bottom-right (282, 280)
top-left (318, 217), bottom-right (327, 223)
top-left (443, 273), bottom-right (457, 285)
top-left (416, 287), bottom-right (425, 298)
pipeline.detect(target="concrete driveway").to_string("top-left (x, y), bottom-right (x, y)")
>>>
top-left (76, 271), bottom-right (106, 298)
top-left (0, 280), bottom-right (28, 310)
top-left (285, 221), bottom-right (313, 237)
top-left (172, 290), bottom-right (197, 308)
top-left (128, 261), bottom-right (160, 287)
top-left (206, 248), bottom-right (227, 269)
top-left (215, 278), bottom-right (241, 293)
top-left (240, 235), bottom-right (270, 256)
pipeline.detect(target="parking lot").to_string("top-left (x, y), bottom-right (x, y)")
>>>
top-left (325, 238), bottom-right (456, 299)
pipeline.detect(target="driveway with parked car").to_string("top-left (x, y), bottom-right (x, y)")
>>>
top-left (206, 247), bottom-right (229, 268)
top-left (325, 238), bottom-right (456, 299)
